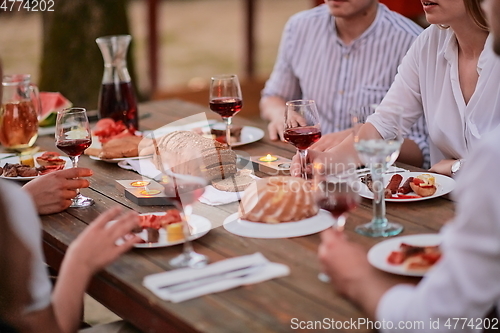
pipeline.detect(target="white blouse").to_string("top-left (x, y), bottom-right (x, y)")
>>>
top-left (368, 25), bottom-right (500, 165)
top-left (376, 129), bottom-right (500, 332)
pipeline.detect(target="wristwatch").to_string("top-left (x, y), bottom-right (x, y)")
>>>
top-left (451, 159), bottom-right (464, 176)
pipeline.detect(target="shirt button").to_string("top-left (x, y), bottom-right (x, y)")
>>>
top-left (339, 90), bottom-right (344, 95)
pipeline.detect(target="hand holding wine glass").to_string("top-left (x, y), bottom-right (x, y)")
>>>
top-left (155, 144), bottom-right (209, 269)
top-left (313, 159), bottom-right (360, 282)
top-left (351, 104), bottom-right (404, 237)
top-left (55, 107), bottom-right (94, 208)
top-left (209, 74), bottom-right (242, 149)
top-left (284, 100), bottom-right (321, 179)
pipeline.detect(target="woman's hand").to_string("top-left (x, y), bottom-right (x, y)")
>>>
top-left (66, 206), bottom-right (140, 275)
top-left (23, 167), bottom-right (92, 215)
top-left (309, 130), bottom-right (351, 152)
top-left (429, 159), bottom-right (456, 176)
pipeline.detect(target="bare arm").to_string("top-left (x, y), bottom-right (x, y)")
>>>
top-left (51, 207), bottom-right (140, 333)
top-left (260, 96), bottom-right (286, 141)
top-left (318, 229), bottom-right (417, 319)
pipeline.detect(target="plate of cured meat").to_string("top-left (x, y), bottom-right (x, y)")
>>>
top-left (0, 152), bottom-right (70, 181)
top-left (367, 234), bottom-right (442, 277)
top-left (358, 172), bottom-right (456, 202)
top-left (114, 211), bottom-right (212, 249)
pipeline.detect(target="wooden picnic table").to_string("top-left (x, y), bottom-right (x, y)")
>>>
top-left (35, 99), bottom-right (455, 333)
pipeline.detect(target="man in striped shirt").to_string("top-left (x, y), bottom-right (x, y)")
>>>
top-left (261, 0), bottom-right (429, 168)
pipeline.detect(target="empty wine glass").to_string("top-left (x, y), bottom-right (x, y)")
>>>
top-left (209, 74), bottom-right (243, 149)
top-left (351, 104), bottom-right (404, 237)
top-left (313, 159), bottom-right (360, 282)
top-left (55, 107), bottom-right (94, 207)
top-left (154, 141), bottom-right (209, 269)
top-left (284, 100), bottom-right (321, 180)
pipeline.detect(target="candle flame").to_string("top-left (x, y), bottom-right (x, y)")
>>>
top-left (259, 154), bottom-right (278, 162)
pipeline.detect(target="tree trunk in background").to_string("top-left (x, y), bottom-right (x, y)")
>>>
top-left (39, 0), bottom-right (138, 110)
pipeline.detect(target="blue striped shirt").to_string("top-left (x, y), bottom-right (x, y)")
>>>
top-left (262, 3), bottom-right (430, 168)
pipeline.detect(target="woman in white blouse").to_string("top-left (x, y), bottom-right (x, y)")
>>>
top-left (297, 0), bottom-right (498, 177)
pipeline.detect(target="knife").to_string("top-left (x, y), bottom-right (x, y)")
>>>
top-left (159, 264), bottom-right (265, 293)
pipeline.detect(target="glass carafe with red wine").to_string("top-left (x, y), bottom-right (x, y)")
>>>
top-left (55, 107), bottom-right (94, 208)
top-left (209, 74), bottom-right (242, 149)
top-left (154, 143), bottom-right (209, 268)
top-left (96, 34), bottom-right (138, 132)
top-left (313, 159), bottom-right (360, 282)
top-left (0, 74), bottom-right (40, 151)
top-left (284, 99), bottom-right (321, 179)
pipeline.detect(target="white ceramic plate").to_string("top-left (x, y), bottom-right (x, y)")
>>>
top-left (367, 233), bottom-right (442, 277)
top-left (223, 210), bottom-right (334, 239)
top-left (89, 154), bottom-right (152, 163)
top-left (0, 152), bottom-right (71, 181)
top-left (116, 212), bottom-right (212, 249)
top-left (358, 172), bottom-right (456, 202)
top-left (86, 134), bottom-right (152, 163)
top-left (210, 123), bottom-right (265, 147)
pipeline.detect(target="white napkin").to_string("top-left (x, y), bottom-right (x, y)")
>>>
top-left (143, 252), bottom-right (289, 303)
top-left (199, 173), bottom-right (259, 206)
top-left (118, 158), bottom-right (163, 181)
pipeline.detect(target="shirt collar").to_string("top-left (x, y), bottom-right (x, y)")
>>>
top-left (443, 28), bottom-right (493, 74)
top-left (331, 3), bottom-right (383, 47)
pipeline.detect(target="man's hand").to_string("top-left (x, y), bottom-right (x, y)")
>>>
top-left (429, 159), bottom-right (455, 176)
top-left (65, 206), bottom-right (140, 275)
top-left (23, 167), bottom-right (92, 215)
top-left (268, 119), bottom-right (285, 141)
top-left (310, 130), bottom-right (351, 152)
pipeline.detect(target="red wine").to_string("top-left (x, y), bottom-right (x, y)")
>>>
top-left (162, 178), bottom-right (206, 206)
top-left (209, 98), bottom-right (242, 118)
top-left (98, 81), bottom-right (138, 132)
top-left (284, 126), bottom-right (321, 150)
top-left (319, 196), bottom-right (358, 218)
top-left (56, 139), bottom-right (92, 157)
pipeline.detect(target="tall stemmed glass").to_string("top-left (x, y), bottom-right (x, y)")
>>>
top-left (209, 74), bottom-right (243, 149)
top-left (55, 107), bottom-right (94, 207)
top-left (284, 100), bottom-right (321, 179)
top-left (351, 104), bottom-right (404, 237)
top-left (313, 159), bottom-right (360, 282)
top-left (155, 144), bottom-right (209, 268)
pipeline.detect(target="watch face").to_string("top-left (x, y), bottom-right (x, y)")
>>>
top-left (452, 160), bottom-right (461, 173)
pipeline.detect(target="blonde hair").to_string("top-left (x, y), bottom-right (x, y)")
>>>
top-left (465, 0), bottom-right (489, 31)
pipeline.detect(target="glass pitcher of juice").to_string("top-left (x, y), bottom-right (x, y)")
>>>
top-left (0, 74), bottom-right (40, 150)
top-left (96, 34), bottom-right (138, 132)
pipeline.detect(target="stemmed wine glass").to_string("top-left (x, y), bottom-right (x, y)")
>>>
top-left (209, 74), bottom-right (243, 149)
top-left (284, 100), bottom-right (321, 179)
top-left (313, 159), bottom-right (360, 282)
top-left (155, 143), bottom-right (209, 268)
top-left (351, 104), bottom-right (404, 237)
top-left (55, 107), bottom-right (94, 207)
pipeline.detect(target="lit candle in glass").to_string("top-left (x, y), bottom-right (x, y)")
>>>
top-left (259, 154), bottom-right (278, 162)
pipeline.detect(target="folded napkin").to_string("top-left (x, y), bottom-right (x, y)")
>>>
top-left (118, 158), bottom-right (163, 181)
top-left (143, 252), bottom-right (289, 303)
top-left (199, 173), bottom-right (259, 206)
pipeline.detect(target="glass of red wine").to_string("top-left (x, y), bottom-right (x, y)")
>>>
top-left (313, 159), bottom-right (360, 282)
top-left (155, 145), bottom-right (209, 269)
top-left (55, 107), bottom-right (94, 207)
top-left (284, 100), bottom-right (321, 179)
top-left (209, 74), bottom-right (243, 149)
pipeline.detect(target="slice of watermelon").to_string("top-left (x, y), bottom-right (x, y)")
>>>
top-left (39, 92), bottom-right (72, 127)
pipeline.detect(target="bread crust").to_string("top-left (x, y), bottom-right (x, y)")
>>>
top-left (409, 182), bottom-right (436, 197)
